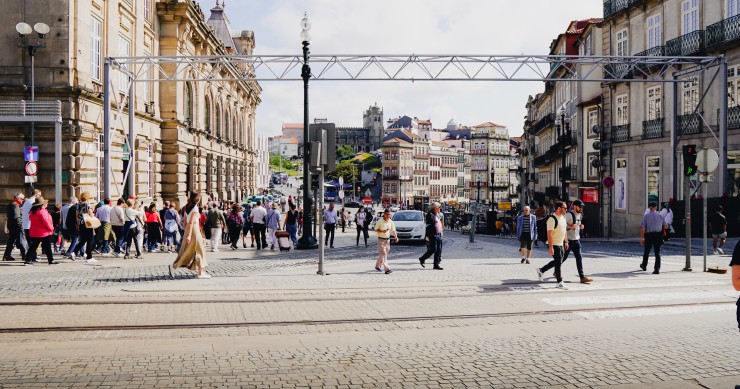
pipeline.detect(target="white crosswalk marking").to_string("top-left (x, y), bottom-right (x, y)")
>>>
top-left (541, 291), bottom-right (734, 306)
top-left (576, 304), bottom-right (734, 319)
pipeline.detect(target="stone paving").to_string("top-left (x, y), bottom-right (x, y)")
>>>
top-left (0, 229), bottom-right (737, 387)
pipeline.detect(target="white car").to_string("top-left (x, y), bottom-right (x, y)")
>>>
top-left (391, 210), bottom-right (425, 242)
top-left (389, 205), bottom-right (400, 212)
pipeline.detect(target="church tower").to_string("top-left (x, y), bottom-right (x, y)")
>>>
top-left (363, 103), bottom-right (384, 150)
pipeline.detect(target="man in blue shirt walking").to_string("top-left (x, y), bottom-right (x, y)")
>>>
top-left (640, 202), bottom-right (668, 274)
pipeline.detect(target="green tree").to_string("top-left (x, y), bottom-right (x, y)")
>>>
top-left (336, 145), bottom-right (355, 161)
top-left (326, 159), bottom-right (358, 182)
top-left (269, 153), bottom-right (296, 171)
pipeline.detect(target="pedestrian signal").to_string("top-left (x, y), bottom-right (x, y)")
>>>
top-left (682, 144), bottom-right (697, 176)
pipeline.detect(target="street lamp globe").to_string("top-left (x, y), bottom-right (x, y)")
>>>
top-left (300, 13), bottom-right (311, 43)
top-left (15, 22), bottom-right (32, 36)
top-left (34, 23), bottom-right (50, 38)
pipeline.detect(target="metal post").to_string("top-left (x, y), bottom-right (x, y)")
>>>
top-left (103, 58), bottom-right (111, 199)
top-left (470, 184), bottom-right (478, 243)
top-left (672, 74), bottom-right (679, 201)
top-left (683, 168), bottom-right (692, 272)
top-left (317, 168), bottom-right (325, 275)
top-left (29, 52), bottom-right (35, 190)
top-left (719, 56), bottom-right (728, 196)
top-left (702, 147), bottom-right (708, 272)
top-left (54, 121), bottom-right (61, 205)
top-left (128, 77), bottom-right (135, 199)
top-left (297, 40), bottom-right (317, 249)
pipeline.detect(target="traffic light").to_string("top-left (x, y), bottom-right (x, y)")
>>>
top-left (682, 144), bottom-right (698, 176)
top-left (311, 173), bottom-right (320, 189)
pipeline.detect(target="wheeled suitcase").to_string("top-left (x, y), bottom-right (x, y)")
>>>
top-left (275, 230), bottom-right (292, 251)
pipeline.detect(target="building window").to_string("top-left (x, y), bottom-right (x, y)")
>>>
top-left (616, 29), bottom-right (629, 57)
top-left (682, 0), bottom-right (699, 35)
top-left (587, 152), bottom-right (599, 180)
top-left (646, 156), bottom-right (660, 206)
top-left (184, 83), bottom-right (193, 125)
top-left (615, 158), bottom-right (628, 210)
top-left (729, 66), bottom-right (740, 107)
top-left (587, 107), bottom-right (599, 138)
top-left (204, 96), bottom-right (211, 133)
top-left (144, 0), bottom-right (151, 22)
top-left (91, 17), bottom-right (102, 81)
top-left (682, 78), bottom-right (699, 115)
top-left (647, 86), bottom-right (662, 120)
top-left (615, 94), bottom-right (629, 125)
top-left (118, 36), bottom-right (131, 93)
top-left (727, 151), bottom-right (740, 197)
top-left (647, 14), bottom-right (662, 49)
top-left (730, 0), bottom-right (740, 17)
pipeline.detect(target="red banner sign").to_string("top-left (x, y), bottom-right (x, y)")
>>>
top-left (582, 188), bottom-right (599, 203)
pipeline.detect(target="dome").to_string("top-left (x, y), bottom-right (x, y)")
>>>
top-left (447, 118), bottom-right (457, 126)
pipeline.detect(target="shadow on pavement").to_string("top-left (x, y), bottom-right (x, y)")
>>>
top-left (587, 270), bottom-right (645, 279)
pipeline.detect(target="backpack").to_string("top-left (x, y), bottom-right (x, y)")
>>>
top-left (536, 214), bottom-right (559, 243)
top-left (227, 213), bottom-right (242, 229)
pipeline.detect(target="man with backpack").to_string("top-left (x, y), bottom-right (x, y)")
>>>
top-left (536, 201), bottom-right (569, 289)
top-left (562, 200), bottom-right (593, 284)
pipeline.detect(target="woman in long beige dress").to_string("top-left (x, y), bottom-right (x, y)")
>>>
top-left (170, 192), bottom-right (209, 279)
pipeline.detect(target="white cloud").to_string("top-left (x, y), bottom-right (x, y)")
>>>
top-left (198, 0), bottom-right (602, 137)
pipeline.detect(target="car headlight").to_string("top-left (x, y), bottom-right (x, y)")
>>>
top-left (413, 224), bottom-right (424, 233)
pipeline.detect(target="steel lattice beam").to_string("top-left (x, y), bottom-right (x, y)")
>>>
top-left (108, 54), bottom-right (722, 83)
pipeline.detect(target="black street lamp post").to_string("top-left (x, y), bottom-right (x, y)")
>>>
top-left (297, 13), bottom-right (317, 250)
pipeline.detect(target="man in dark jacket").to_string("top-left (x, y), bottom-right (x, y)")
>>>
top-left (3, 193), bottom-right (27, 261)
top-left (418, 202), bottom-right (444, 270)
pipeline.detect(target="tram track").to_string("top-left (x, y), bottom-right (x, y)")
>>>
top-left (0, 300), bottom-right (731, 334)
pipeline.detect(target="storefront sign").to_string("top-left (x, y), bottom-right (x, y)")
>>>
top-left (582, 188), bottom-right (599, 203)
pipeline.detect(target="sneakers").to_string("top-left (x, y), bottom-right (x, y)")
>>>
top-left (243, 243), bottom-right (247, 248)
top-left (652, 270), bottom-right (660, 274)
top-left (639, 264), bottom-right (647, 271)
top-left (385, 269), bottom-right (393, 274)
top-left (713, 249), bottom-right (719, 255)
top-left (2, 256), bottom-right (15, 261)
top-left (521, 258), bottom-right (526, 264)
top-left (112, 252), bottom-right (121, 258)
top-left (69, 253), bottom-right (76, 261)
top-left (525, 259), bottom-right (530, 264)
top-left (270, 244), bottom-right (275, 251)
top-left (86, 258), bottom-right (97, 264)
top-left (374, 267), bottom-right (382, 272)
top-left (433, 266), bottom-right (443, 270)
top-left (536, 268), bottom-right (543, 282)
top-left (197, 273), bottom-right (212, 279)
top-left (718, 248), bottom-right (725, 255)
top-left (556, 282), bottom-right (567, 289)
top-left (101, 253), bottom-right (111, 257)
top-left (48, 261), bottom-right (60, 265)
top-left (580, 277), bottom-right (593, 284)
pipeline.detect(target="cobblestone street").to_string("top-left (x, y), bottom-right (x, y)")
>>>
top-left (0, 229), bottom-right (738, 388)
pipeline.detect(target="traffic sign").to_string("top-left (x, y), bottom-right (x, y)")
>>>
top-left (602, 175), bottom-right (615, 189)
top-left (25, 161), bottom-right (38, 176)
top-left (696, 148), bottom-right (719, 173)
top-left (24, 146), bottom-right (38, 162)
top-left (498, 201), bottom-right (511, 211)
top-left (24, 175), bottom-right (37, 184)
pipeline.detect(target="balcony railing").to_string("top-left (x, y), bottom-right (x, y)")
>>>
top-left (678, 113), bottom-right (702, 135)
top-left (634, 46), bottom-right (665, 74)
top-left (0, 100), bottom-right (62, 119)
top-left (707, 14), bottom-right (740, 49)
top-left (534, 154), bottom-right (548, 168)
top-left (559, 166), bottom-right (578, 181)
top-left (603, 0), bottom-right (629, 19)
top-left (383, 174), bottom-right (399, 180)
top-left (471, 133), bottom-right (490, 139)
top-left (470, 149), bottom-right (487, 154)
top-left (642, 118), bottom-right (664, 139)
top-left (532, 113), bottom-right (555, 134)
top-left (471, 165), bottom-right (488, 171)
top-left (665, 30), bottom-right (705, 56)
top-left (729, 105), bottom-right (740, 129)
top-left (611, 124), bottom-right (631, 143)
top-left (604, 63), bottom-right (632, 80)
top-left (416, 154), bottom-right (430, 159)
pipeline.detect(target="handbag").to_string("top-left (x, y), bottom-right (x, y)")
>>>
top-left (83, 214), bottom-right (102, 229)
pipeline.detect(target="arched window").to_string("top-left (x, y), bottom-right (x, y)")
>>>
top-left (184, 83), bottom-right (193, 126)
top-left (204, 95), bottom-right (211, 133)
top-left (216, 103), bottom-right (222, 139)
top-left (225, 110), bottom-right (231, 141)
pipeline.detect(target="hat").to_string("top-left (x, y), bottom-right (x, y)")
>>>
top-left (31, 196), bottom-right (48, 208)
top-left (271, 203), bottom-right (278, 209)
top-left (572, 199), bottom-right (584, 207)
top-left (648, 201), bottom-right (658, 208)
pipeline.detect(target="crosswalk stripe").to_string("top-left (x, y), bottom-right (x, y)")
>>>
top-left (542, 291), bottom-right (734, 306)
top-left (576, 304), bottom-right (734, 319)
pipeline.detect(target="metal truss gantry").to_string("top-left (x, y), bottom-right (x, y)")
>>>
top-left (103, 53), bottom-right (727, 201)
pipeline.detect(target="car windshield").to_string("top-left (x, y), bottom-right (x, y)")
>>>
top-left (392, 212), bottom-right (423, 222)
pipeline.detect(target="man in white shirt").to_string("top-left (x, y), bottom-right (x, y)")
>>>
top-left (21, 189), bottom-right (41, 253)
top-left (110, 198), bottom-right (125, 257)
top-left (324, 203), bottom-right (338, 248)
top-left (250, 200), bottom-right (268, 250)
top-left (374, 209), bottom-right (399, 274)
top-left (94, 199), bottom-right (113, 256)
top-left (536, 201), bottom-right (569, 289)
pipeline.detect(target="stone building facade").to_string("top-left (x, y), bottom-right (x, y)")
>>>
top-left (0, 0), bottom-right (259, 209)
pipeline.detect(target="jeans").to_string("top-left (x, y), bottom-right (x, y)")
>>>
top-left (79, 226), bottom-right (95, 259)
top-left (65, 230), bottom-right (80, 256)
top-left (112, 225), bottom-right (125, 253)
top-left (286, 224), bottom-right (298, 245)
top-left (540, 245), bottom-right (565, 283)
top-left (324, 223), bottom-right (336, 246)
top-left (164, 228), bottom-right (179, 247)
top-left (125, 225), bottom-right (141, 257)
top-left (563, 239), bottom-right (585, 279)
top-left (210, 228), bottom-right (222, 251)
top-left (27, 235), bottom-right (54, 263)
top-left (356, 226), bottom-right (369, 246)
top-left (3, 227), bottom-right (27, 259)
top-left (253, 224), bottom-right (267, 249)
top-left (419, 235), bottom-right (443, 266)
top-left (642, 232), bottom-right (663, 271)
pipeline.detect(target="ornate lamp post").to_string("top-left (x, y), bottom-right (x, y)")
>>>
top-left (297, 13), bottom-right (317, 249)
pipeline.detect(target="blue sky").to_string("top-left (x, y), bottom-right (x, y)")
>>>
top-left (195, 0), bottom-right (603, 137)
